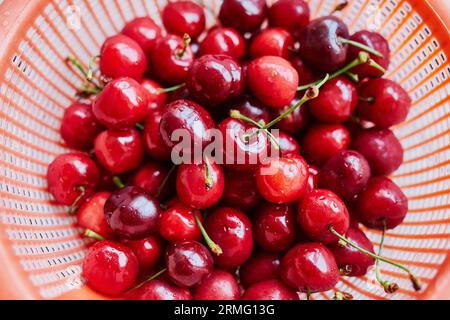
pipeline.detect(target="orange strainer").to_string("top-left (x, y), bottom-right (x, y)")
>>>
top-left (0, 0), bottom-right (449, 300)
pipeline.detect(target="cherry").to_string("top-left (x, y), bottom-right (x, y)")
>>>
top-left (305, 165), bottom-right (320, 193)
top-left (248, 56), bottom-right (299, 109)
top-left (130, 280), bottom-right (192, 300)
top-left (268, 0), bottom-right (310, 39)
top-left (165, 240), bottom-right (213, 288)
top-left (280, 242), bottom-right (339, 293)
top-left (272, 96), bottom-right (310, 134)
top-left (239, 251), bottom-right (281, 287)
top-left (256, 154), bottom-right (309, 204)
top-left (290, 57), bottom-right (319, 87)
top-left (254, 203), bottom-right (297, 252)
top-left (141, 79), bottom-right (167, 113)
top-left (94, 129), bottom-right (144, 174)
top-left (150, 35), bottom-right (194, 84)
top-left (83, 241), bottom-right (139, 295)
top-left (199, 27), bottom-right (246, 61)
top-left (159, 199), bottom-right (202, 242)
top-left (319, 150), bottom-right (371, 201)
top-left (47, 152), bottom-right (100, 207)
top-left (222, 170), bottom-right (262, 211)
top-left (328, 226), bottom-right (375, 277)
top-left (131, 162), bottom-right (173, 199)
top-left (77, 191), bottom-right (115, 240)
top-left (193, 269), bottom-right (240, 300)
top-left (308, 76), bottom-right (357, 123)
top-left (298, 189), bottom-right (350, 244)
top-left (104, 186), bottom-right (161, 239)
top-left (274, 131), bottom-right (300, 157)
top-left (299, 16), bottom-right (349, 72)
top-left (98, 166), bottom-right (122, 192)
top-left (93, 77), bottom-right (148, 130)
top-left (249, 28), bottom-right (295, 59)
top-left (121, 235), bottom-right (163, 275)
top-left (122, 17), bottom-right (162, 57)
top-left (100, 34), bottom-right (147, 81)
top-left (357, 78), bottom-right (411, 128)
top-left (162, 1), bottom-right (205, 40)
top-left (302, 123), bottom-right (351, 167)
top-left (143, 111), bottom-right (172, 161)
top-left (243, 279), bottom-right (299, 300)
top-left (204, 207), bottom-right (253, 269)
top-left (60, 102), bottom-right (103, 150)
top-left (351, 127), bottom-right (403, 176)
top-left (355, 176), bottom-right (408, 230)
top-left (186, 54), bottom-right (244, 105)
top-left (219, 0), bottom-right (267, 33)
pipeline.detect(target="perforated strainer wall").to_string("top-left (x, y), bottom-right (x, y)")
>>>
top-left (0, 0), bottom-right (449, 300)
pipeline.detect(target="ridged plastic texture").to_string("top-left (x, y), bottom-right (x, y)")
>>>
top-left (0, 0), bottom-right (449, 300)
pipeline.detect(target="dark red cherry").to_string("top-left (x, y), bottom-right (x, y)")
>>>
top-left (104, 186), bottom-right (161, 239)
top-left (248, 56), bottom-right (299, 109)
top-left (129, 280), bottom-right (192, 300)
top-left (60, 102), bottom-right (103, 150)
top-left (47, 152), bottom-right (100, 206)
top-left (141, 79), bottom-right (167, 113)
top-left (254, 203), bottom-right (297, 252)
top-left (77, 191), bottom-right (114, 240)
top-left (298, 189), bottom-right (350, 244)
top-left (280, 242), bottom-right (339, 293)
top-left (256, 154), bottom-right (309, 204)
top-left (300, 16), bottom-right (349, 72)
top-left (309, 76), bottom-right (357, 123)
top-left (302, 123), bottom-right (351, 167)
top-left (193, 269), bottom-right (240, 300)
top-left (249, 28), bottom-right (294, 59)
top-left (143, 111), bottom-right (172, 161)
top-left (240, 252), bottom-right (281, 287)
top-left (222, 170), bottom-right (262, 211)
top-left (227, 97), bottom-right (271, 125)
top-left (205, 207), bottom-right (254, 269)
top-left (186, 54), bottom-right (244, 105)
top-left (121, 235), bottom-right (163, 274)
top-left (319, 150), bottom-right (371, 201)
top-left (328, 226), bottom-right (375, 277)
top-left (243, 279), bottom-right (299, 300)
top-left (159, 200), bottom-right (202, 242)
top-left (122, 17), bottom-right (162, 56)
top-left (219, 0), bottom-right (267, 33)
top-left (165, 240), bottom-right (213, 288)
top-left (351, 127), bottom-right (403, 176)
top-left (305, 165), bottom-right (320, 193)
top-left (100, 34), bottom-right (147, 80)
top-left (94, 129), bottom-right (144, 174)
top-left (268, 0), bottom-right (310, 39)
top-left (131, 162), bottom-right (172, 199)
top-left (290, 57), bottom-right (319, 87)
top-left (357, 78), bottom-right (411, 128)
top-left (355, 176), bottom-right (408, 230)
top-left (93, 77), bottom-right (148, 130)
top-left (162, 1), bottom-right (205, 40)
top-left (273, 131), bottom-right (301, 157)
top-left (272, 96), bottom-right (310, 134)
top-left (199, 27), bottom-right (246, 61)
top-left (83, 241), bottom-right (139, 295)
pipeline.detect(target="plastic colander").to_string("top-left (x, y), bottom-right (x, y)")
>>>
top-left (0, 0), bottom-right (449, 300)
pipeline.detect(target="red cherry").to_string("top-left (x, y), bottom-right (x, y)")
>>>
top-left (243, 279), bottom-right (299, 300)
top-left (249, 28), bottom-right (295, 59)
top-left (143, 111), bottom-right (172, 161)
top-left (222, 170), bottom-right (262, 211)
top-left (77, 192), bottom-right (114, 239)
top-left (129, 280), bottom-right (192, 300)
top-left (121, 235), bottom-right (163, 274)
top-left (100, 34), bottom-right (147, 80)
top-left (290, 56), bottom-right (319, 86)
top-left (193, 269), bottom-right (240, 300)
top-left (97, 166), bottom-right (122, 192)
top-left (83, 241), bottom-right (139, 295)
top-left (219, 0), bottom-right (267, 33)
top-left (199, 27), bottom-right (246, 61)
top-left (268, 0), bottom-right (310, 39)
top-left (240, 251), bottom-right (281, 287)
top-left (272, 96), bottom-right (310, 134)
top-left (141, 79), bottom-right (167, 113)
top-left (132, 162), bottom-right (173, 199)
top-left (274, 131), bottom-right (301, 157)
top-left (305, 165), bottom-right (320, 194)
top-left (228, 97), bottom-right (272, 125)
top-left (159, 200), bottom-right (202, 242)
top-left (162, 1), bottom-right (205, 40)
top-left (93, 77), bottom-right (148, 130)
top-left (94, 129), bottom-right (144, 174)
top-left (122, 17), bottom-right (162, 56)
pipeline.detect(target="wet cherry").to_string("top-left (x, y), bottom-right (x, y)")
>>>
top-left (219, 0), bottom-right (268, 33)
top-left (222, 170), bottom-right (262, 211)
top-left (122, 17), bottom-right (162, 57)
top-left (193, 269), bottom-right (240, 300)
top-left (77, 191), bottom-right (115, 240)
top-left (273, 131), bottom-right (301, 157)
top-left (227, 97), bottom-right (271, 125)
top-left (305, 165), bottom-right (320, 194)
top-left (268, 0), bottom-right (310, 39)
top-left (199, 27), bottom-right (246, 61)
top-left (121, 235), bottom-right (163, 275)
top-left (159, 199), bottom-right (202, 242)
top-left (272, 96), bottom-right (310, 134)
top-left (130, 279), bottom-right (192, 300)
top-left (162, 1), bottom-right (205, 40)
top-left (243, 279), bottom-right (299, 300)
top-left (143, 111), bottom-right (172, 161)
top-left (290, 57), bottom-right (319, 87)
top-left (249, 28), bottom-right (295, 59)
top-left (131, 162), bottom-right (173, 199)
top-left (141, 79), bottom-right (167, 113)
top-left (239, 251), bottom-right (281, 287)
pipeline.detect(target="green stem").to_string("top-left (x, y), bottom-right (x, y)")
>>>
top-left (176, 33), bottom-right (191, 58)
top-left (67, 55), bottom-right (88, 78)
top-left (86, 55), bottom-right (100, 81)
top-left (113, 176), bottom-right (125, 189)
top-left (135, 123), bottom-right (145, 131)
top-left (338, 37), bottom-right (384, 58)
top-left (68, 186), bottom-right (86, 214)
top-left (158, 82), bottom-right (186, 93)
top-left (345, 71), bottom-right (359, 82)
top-left (84, 229), bottom-right (105, 241)
top-left (375, 223), bottom-right (399, 294)
top-left (194, 210), bottom-right (223, 256)
top-left (203, 156), bottom-right (213, 189)
top-left (358, 96), bottom-right (375, 103)
top-left (133, 268), bottom-right (167, 290)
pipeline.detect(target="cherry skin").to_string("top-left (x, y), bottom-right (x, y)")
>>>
top-left (239, 252), bottom-right (281, 287)
top-left (205, 207), bottom-right (254, 269)
top-left (351, 127), bottom-right (404, 176)
top-left (272, 96), bottom-right (310, 134)
top-left (355, 176), bottom-right (408, 230)
top-left (308, 76), bottom-right (358, 123)
top-left (100, 34), bottom-right (147, 81)
top-left (254, 203), bottom-right (297, 252)
top-left (248, 56), bottom-right (299, 109)
top-left (222, 170), bottom-right (262, 211)
top-left (290, 57), bottom-right (319, 86)
top-left (199, 27), bottom-right (246, 61)
top-left (143, 111), bottom-right (172, 161)
top-left (104, 186), bottom-right (161, 239)
top-left (165, 240), bottom-right (213, 288)
top-left (302, 123), bottom-right (351, 167)
top-left (129, 280), bottom-right (192, 300)
top-left (268, 0), bottom-right (310, 39)
top-left (93, 77), bottom-right (148, 130)
top-left (256, 154), bottom-right (309, 204)
top-left (83, 241), bottom-right (139, 295)
top-left (162, 1), bottom-right (205, 40)
top-left (193, 269), bottom-right (240, 300)
top-left (249, 28), bottom-right (295, 59)
top-left (94, 129), bottom-right (144, 174)
top-left (273, 131), bottom-right (301, 157)
top-left (219, 0), bottom-right (267, 33)
top-left (305, 165), bottom-right (320, 194)
top-left (122, 17), bottom-right (162, 57)
top-left (159, 199), bottom-right (202, 242)
top-left (300, 16), bottom-right (349, 72)
top-left (131, 162), bottom-right (172, 199)
top-left (280, 242), bottom-right (339, 293)
top-left (298, 189), bottom-right (350, 244)
top-left (319, 150), bottom-right (371, 201)
top-left (60, 102), bottom-right (103, 150)
top-left (357, 78), bottom-right (411, 128)
top-left (120, 235), bottom-right (163, 275)
top-left (141, 79), bottom-right (167, 113)
top-left (77, 191), bottom-right (115, 240)
top-left (328, 226), bottom-right (375, 277)
top-left (243, 279), bottom-right (299, 300)
top-left (47, 152), bottom-right (100, 206)
top-left (229, 97), bottom-right (272, 125)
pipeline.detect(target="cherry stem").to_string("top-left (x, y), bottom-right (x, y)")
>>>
top-left (158, 82), bottom-right (186, 93)
top-left (203, 156), bottom-right (213, 189)
top-left (332, 0), bottom-right (349, 13)
top-left (113, 176), bottom-right (125, 189)
top-left (66, 55), bottom-right (102, 91)
top-left (156, 165), bottom-right (177, 198)
top-left (176, 33), bottom-right (191, 58)
top-left (84, 229), bottom-right (105, 241)
top-left (133, 268), bottom-right (167, 290)
top-left (358, 96), bottom-right (375, 103)
top-left (345, 71), bottom-right (359, 82)
top-left (333, 291), bottom-right (353, 300)
top-left (328, 226), bottom-right (421, 291)
top-left (135, 123), bottom-right (145, 131)
top-left (338, 37), bottom-right (384, 58)
top-left (375, 222), bottom-right (399, 294)
top-left (68, 186), bottom-right (86, 214)
top-left (306, 289), bottom-right (311, 301)
top-left (194, 210), bottom-right (223, 256)
top-left (86, 54), bottom-right (100, 81)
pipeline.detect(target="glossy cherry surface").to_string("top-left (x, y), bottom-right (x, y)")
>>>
top-left (159, 199), bottom-right (202, 242)
top-left (268, 0), bottom-right (310, 39)
top-left (249, 28), bottom-right (294, 59)
top-left (130, 280), bottom-right (192, 300)
top-left (131, 162), bottom-right (172, 199)
top-left (193, 269), bottom-right (240, 300)
top-left (141, 79), bottom-right (167, 113)
top-left (122, 17), bottom-right (162, 56)
top-left (274, 131), bottom-right (301, 157)
top-left (305, 165), bottom-right (320, 194)
top-left (290, 57), bottom-right (318, 86)
top-left (273, 96), bottom-right (310, 134)
top-left (121, 235), bottom-right (163, 274)
top-left (243, 279), bottom-right (299, 300)
top-left (222, 170), bottom-right (262, 211)
top-left (162, 1), bottom-right (205, 40)
top-left (143, 111), bottom-right (172, 161)
top-left (77, 191), bottom-right (114, 239)
top-left (227, 97), bottom-right (271, 125)
top-left (239, 252), bottom-right (281, 287)
top-left (219, 0), bottom-right (268, 33)
top-left (199, 27), bottom-right (246, 61)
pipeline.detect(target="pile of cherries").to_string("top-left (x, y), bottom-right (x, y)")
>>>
top-left (47, 0), bottom-right (420, 300)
